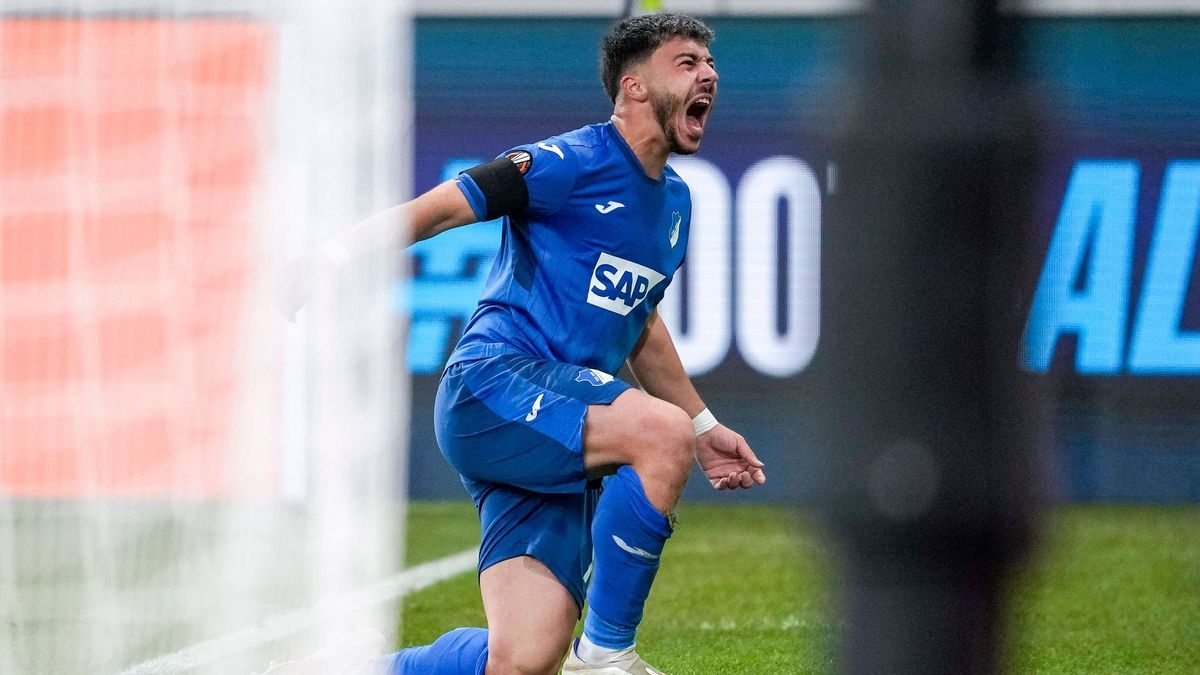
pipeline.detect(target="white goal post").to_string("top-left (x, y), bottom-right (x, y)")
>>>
top-left (0, 2), bottom-right (412, 673)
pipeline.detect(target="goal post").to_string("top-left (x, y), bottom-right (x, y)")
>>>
top-left (0, 2), bottom-right (412, 672)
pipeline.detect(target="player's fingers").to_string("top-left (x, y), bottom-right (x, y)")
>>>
top-left (738, 471), bottom-right (753, 488)
top-left (727, 472), bottom-right (739, 489)
top-left (752, 468), bottom-right (767, 485)
top-left (737, 441), bottom-right (765, 468)
top-left (712, 475), bottom-right (728, 490)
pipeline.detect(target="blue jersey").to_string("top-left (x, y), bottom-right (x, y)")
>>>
top-left (450, 121), bottom-right (692, 376)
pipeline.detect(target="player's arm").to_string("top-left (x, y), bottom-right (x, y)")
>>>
top-left (308, 150), bottom-right (541, 264)
top-left (626, 309), bottom-right (704, 417)
top-left (275, 181), bottom-right (476, 321)
top-left (279, 153), bottom-right (536, 320)
top-left (322, 147), bottom-right (541, 258)
top-left (376, 179), bottom-right (481, 246)
top-left (302, 178), bottom-right (480, 274)
top-left (627, 310), bottom-right (766, 490)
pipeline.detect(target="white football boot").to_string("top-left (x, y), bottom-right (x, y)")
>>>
top-left (560, 638), bottom-right (668, 675)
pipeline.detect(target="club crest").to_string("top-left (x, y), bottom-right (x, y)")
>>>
top-left (575, 368), bottom-right (615, 386)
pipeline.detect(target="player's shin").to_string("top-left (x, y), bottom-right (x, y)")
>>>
top-left (390, 627), bottom-right (489, 675)
top-left (583, 466), bottom-right (673, 651)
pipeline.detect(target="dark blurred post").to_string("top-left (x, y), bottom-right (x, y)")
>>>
top-left (815, 1), bottom-right (1047, 673)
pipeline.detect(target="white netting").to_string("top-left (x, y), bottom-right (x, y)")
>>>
top-left (0, 2), bottom-right (411, 672)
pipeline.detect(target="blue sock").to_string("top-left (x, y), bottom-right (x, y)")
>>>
top-left (583, 465), bottom-right (673, 649)
top-left (387, 627), bottom-right (488, 675)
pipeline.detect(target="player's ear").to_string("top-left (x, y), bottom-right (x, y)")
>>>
top-left (621, 73), bottom-right (648, 103)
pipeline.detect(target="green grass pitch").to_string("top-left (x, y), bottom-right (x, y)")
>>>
top-left (402, 502), bottom-right (1200, 674)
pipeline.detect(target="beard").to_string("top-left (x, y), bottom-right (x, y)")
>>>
top-left (649, 88), bottom-right (694, 156)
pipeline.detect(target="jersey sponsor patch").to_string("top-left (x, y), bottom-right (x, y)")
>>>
top-left (505, 149), bottom-right (532, 175)
top-left (575, 368), bottom-right (615, 386)
top-left (586, 252), bottom-right (666, 316)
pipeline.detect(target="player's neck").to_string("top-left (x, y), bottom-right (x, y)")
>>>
top-left (609, 113), bottom-right (669, 180)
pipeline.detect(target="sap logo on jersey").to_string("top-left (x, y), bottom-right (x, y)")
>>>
top-left (587, 252), bottom-right (666, 316)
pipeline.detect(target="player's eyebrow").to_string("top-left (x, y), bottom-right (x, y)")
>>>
top-left (675, 51), bottom-right (715, 65)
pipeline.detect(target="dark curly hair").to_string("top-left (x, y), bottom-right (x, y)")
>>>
top-left (600, 13), bottom-right (714, 103)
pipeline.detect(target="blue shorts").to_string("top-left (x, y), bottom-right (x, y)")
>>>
top-left (434, 353), bottom-right (633, 609)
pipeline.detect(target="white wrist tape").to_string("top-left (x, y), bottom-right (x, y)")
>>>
top-left (692, 408), bottom-right (718, 436)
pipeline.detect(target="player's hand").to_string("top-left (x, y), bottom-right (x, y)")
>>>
top-left (695, 424), bottom-right (766, 490)
top-left (273, 253), bottom-right (315, 323)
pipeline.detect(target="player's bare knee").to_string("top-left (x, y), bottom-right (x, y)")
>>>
top-left (662, 406), bottom-right (696, 476)
top-left (633, 405), bottom-right (693, 480)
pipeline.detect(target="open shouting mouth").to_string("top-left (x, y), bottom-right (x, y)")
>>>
top-left (684, 94), bottom-right (713, 138)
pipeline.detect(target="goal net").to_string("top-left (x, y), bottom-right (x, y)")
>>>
top-left (0, 1), bottom-right (411, 672)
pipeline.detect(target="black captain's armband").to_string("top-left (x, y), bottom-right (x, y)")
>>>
top-left (461, 150), bottom-right (531, 220)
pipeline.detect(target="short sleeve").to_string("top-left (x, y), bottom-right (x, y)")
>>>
top-left (502, 138), bottom-right (579, 217)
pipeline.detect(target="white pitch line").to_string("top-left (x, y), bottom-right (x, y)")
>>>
top-left (119, 547), bottom-right (479, 675)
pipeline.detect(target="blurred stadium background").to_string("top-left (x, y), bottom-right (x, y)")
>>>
top-left (2, 0), bottom-right (1198, 673)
